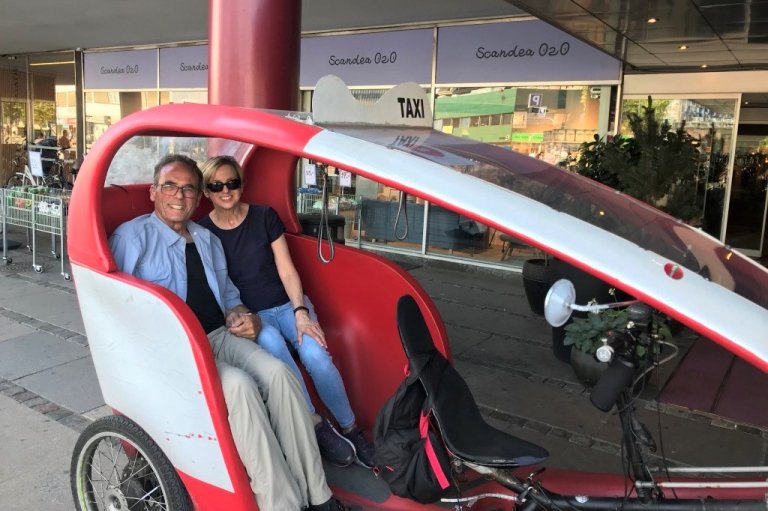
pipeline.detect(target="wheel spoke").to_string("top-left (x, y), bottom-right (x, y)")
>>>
top-left (73, 418), bottom-right (186, 511)
top-left (125, 485), bottom-right (167, 510)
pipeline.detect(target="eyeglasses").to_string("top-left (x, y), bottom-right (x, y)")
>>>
top-left (156, 182), bottom-right (199, 198)
top-left (206, 178), bottom-right (242, 193)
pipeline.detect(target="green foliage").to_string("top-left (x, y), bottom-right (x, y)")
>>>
top-left (33, 101), bottom-right (56, 125)
top-left (563, 308), bottom-right (628, 355)
top-left (563, 303), bottom-right (674, 357)
top-left (573, 133), bottom-right (622, 189)
top-left (574, 96), bottom-right (704, 223)
top-left (620, 98), bottom-right (671, 131)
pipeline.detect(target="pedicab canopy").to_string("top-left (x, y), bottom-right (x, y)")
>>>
top-left (309, 76), bottom-right (768, 370)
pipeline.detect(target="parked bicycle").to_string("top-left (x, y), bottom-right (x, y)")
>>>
top-left (44, 150), bottom-right (74, 190)
top-left (5, 148), bottom-right (73, 189)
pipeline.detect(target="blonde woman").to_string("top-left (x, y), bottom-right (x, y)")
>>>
top-left (199, 155), bottom-right (374, 469)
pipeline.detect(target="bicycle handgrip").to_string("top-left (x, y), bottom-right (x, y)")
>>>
top-left (590, 357), bottom-right (635, 412)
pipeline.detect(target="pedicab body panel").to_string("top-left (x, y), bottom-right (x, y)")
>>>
top-left (67, 104), bottom-right (452, 509)
top-left (67, 102), bottom-right (768, 509)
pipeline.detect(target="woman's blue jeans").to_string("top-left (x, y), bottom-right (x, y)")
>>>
top-left (257, 296), bottom-right (355, 429)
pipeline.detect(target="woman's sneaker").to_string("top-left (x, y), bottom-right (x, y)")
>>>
top-left (315, 417), bottom-right (355, 467)
top-left (307, 496), bottom-right (350, 510)
top-left (343, 428), bottom-right (376, 468)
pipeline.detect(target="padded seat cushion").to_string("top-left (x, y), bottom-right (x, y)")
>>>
top-left (397, 295), bottom-right (548, 467)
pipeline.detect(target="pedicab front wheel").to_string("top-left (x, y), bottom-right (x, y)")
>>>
top-left (71, 415), bottom-right (191, 511)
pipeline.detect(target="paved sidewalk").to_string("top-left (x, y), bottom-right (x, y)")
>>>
top-left (0, 392), bottom-right (77, 511)
top-left (0, 224), bottom-right (766, 509)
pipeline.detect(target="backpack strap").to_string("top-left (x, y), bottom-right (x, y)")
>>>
top-left (419, 409), bottom-right (451, 490)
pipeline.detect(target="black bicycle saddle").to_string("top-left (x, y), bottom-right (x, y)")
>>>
top-left (396, 294), bottom-right (549, 467)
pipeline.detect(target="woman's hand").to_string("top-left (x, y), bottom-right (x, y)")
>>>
top-left (226, 311), bottom-right (261, 340)
top-left (295, 310), bottom-right (327, 348)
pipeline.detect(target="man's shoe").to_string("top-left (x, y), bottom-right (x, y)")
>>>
top-left (344, 428), bottom-right (376, 468)
top-left (307, 496), bottom-right (350, 510)
top-left (315, 417), bottom-right (355, 467)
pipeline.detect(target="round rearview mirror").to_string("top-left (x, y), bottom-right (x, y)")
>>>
top-left (544, 279), bottom-right (576, 327)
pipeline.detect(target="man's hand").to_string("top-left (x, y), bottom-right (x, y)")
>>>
top-left (226, 311), bottom-right (261, 340)
top-left (295, 310), bottom-right (327, 348)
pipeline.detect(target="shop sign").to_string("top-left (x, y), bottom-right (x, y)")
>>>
top-left (300, 29), bottom-right (433, 87)
top-left (84, 50), bottom-right (157, 89)
top-left (436, 20), bottom-right (620, 84)
top-left (510, 132), bottom-right (544, 143)
top-left (160, 46), bottom-right (209, 89)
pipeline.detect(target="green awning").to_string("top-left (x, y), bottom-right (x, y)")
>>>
top-left (434, 89), bottom-right (518, 119)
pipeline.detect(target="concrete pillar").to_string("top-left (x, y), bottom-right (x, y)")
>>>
top-left (208, 0), bottom-right (301, 110)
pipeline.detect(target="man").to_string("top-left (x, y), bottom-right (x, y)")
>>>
top-left (109, 154), bottom-right (346, 511)
top-left (58, 129), bottom-right (71, 151)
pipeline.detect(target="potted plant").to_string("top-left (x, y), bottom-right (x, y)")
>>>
top-left (522, 255), bottom-right (550, 316)
top-left (563, 299), bottom-right (673, 386)
top-left (574, 96), bottom-right (704, 225)
top-left (548, 258), bottom-right (619, 364)
top-left (564, 305), bottom-right (629, 386)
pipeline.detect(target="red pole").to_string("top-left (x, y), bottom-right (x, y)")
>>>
top-left (208, 0), bottom-right (300, 110)
top-left (207, 0), bottom-right (303, 232)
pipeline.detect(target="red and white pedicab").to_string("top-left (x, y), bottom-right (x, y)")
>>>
top-left (67, 77), bottom-right (768, 511)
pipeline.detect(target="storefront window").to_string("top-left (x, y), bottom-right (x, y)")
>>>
top-left (32, 100), bottom-right (56, 141)
top-left (84, 91), bottom-right (159, 152)
top-left (434, 85), bottom-right (607, 166)
top-left (620, 96), bottom-right (736, 240)
top-left (160, 90), bottom-right (207, 105)
top-left (56, 85), bottom-right (77, 151)
top-left (357, 178), bottom-right (425, 253)
top-left (724, 100), bottom-right (768, 256)
top-left (1, 101), bottom-right (27, 181)
top-left (428, 85), bottom-right (610, 266)
top-left (1, 58), bottom-right (29, 183)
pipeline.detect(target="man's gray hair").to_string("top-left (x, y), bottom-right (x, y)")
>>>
top-left (153, 154), bottom-right (203, 189)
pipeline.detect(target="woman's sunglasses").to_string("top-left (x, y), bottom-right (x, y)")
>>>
top-left (206, 178), bottom-right (242, 193)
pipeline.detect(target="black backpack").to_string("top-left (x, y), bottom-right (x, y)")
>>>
top-left (373, 356), bottom-right (453, 504)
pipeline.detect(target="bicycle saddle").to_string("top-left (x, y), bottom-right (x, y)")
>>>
top-left (396, 295), bottom-right (549, 467)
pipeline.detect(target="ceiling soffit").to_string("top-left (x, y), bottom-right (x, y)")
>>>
top-left (504, 0), bottom-right (768, 73)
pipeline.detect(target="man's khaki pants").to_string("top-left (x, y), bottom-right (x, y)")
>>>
top-left (209, 326), bottom-right (331, 510)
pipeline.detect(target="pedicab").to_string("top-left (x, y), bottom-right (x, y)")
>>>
top-left (67, 76), bottom-right (768, 510)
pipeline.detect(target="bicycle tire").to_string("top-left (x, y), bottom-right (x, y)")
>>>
top-left (44, 175), bottom-right (62, 188)
top-left (5, 174), bottom-right (25, 188)
top-left (71, 415), bottom-right (192, 511)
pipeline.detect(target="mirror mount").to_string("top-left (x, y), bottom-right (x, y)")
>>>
top-left (544, 279), bottom-right (639, 327)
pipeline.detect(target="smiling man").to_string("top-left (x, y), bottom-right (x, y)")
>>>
top-left (108, 154), bottom-right (347, 511)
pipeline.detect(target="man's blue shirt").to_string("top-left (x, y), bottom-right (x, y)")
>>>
top-left (109, 212), bottom-right (242, 313)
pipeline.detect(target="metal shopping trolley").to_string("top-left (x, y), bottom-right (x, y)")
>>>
top-left (2, 187), bottom-right (70, 279)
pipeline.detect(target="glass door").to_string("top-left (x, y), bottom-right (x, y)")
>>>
top-left (723, 94), bottom-right (768, 257)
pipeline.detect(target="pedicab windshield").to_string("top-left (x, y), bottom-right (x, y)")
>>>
top-left (316, 124), bottom-right (768, 312)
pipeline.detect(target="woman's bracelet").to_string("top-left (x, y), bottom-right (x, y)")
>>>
top-left (293, 305), bottom-right (310, 315)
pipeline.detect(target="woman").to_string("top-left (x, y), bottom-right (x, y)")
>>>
top-left (199, 155), bottom-right (374, 469)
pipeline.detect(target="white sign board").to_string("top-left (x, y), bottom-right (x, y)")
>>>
top-left (303, 164), bottom-right (317, 186)
top-left (339, 170), bottom-right (352, 188)
top-left (159, 45), bottom-right (209, 89)
top-left (436, 20), bottom-right (621, 84)
top-left (312, 75), bottom-right (432, 127)
top-left (300, 29), bottom-right (433, 87)
top-left (84, 49), bottom-right (158, 89)
top-left (28, 151), bottom-right (44, 177)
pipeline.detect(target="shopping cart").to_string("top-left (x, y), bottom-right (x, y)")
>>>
top-left (1, 187), bottom-right (71, 279)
